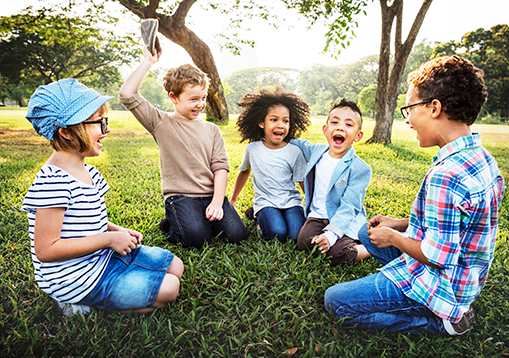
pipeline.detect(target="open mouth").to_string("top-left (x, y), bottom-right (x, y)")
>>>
top-left (333, 134), bottom-right (345, 146)
top-left (273, 131), bottom-right (285, 139)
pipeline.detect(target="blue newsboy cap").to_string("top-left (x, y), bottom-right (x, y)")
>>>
top-left (26, 78), bottom-right (114, 140)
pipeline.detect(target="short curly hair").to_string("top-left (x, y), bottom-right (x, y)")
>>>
top-left (236, 87), bottom-right (311, 143)
top-left (407, 55), bottom-right (487, 125)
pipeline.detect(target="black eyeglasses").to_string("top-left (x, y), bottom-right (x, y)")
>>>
top-left (85, 117), bottom-right (108, 134)
top-left (400, 99), bottom-right (433, 119)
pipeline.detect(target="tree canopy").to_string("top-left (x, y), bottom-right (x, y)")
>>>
top-left (433, 24), bottom-right (509, 118)
top-left (0, 1), bottom-right (137, 105)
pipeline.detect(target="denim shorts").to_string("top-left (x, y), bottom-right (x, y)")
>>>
top-left (79, 245), bottom-right (174, 310)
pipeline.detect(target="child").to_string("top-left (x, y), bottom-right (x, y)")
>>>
top-left (324, 56), bottom-right (505, 335)
top-left (119, 44), bottom-right (250, 249)
top-left (290, 99), bottom-right (372, 266)
top-left (229, 87), bottom-right (311, 243)
top-left (22, 78), bottom-right (183, 315)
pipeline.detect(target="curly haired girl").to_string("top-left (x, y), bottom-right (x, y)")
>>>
top-left (229, 87), bottom-right (311, 243)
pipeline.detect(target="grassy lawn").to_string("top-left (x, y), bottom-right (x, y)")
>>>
top-left (1, 109), bottom-right (508, 357)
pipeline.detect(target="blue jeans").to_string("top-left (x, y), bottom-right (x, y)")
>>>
top-left (323, 223), bottom-right (447, 334)
top-left (79, 246), bottom-right (174, 310)
top-left (256, 206), bottom-right (306, 243)
top-left (164, 195), bottom-right (250, 248)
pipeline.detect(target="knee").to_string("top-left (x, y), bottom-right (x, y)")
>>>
top-left (357, 223), bottom-right (370, 245)
top-left (324, 287), bottom-right (335, 313)
top-left (168, 256), bottom-right (184, 279)
top-left (155, 274), bottom-right (181, 306)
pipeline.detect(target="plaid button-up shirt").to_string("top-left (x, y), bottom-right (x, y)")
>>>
top-left (381, 134), bottom-right (505, 323)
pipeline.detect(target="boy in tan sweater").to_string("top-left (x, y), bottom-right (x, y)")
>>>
top-left (119, 44), bottom-right (250, 249)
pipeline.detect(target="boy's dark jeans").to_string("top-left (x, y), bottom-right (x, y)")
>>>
top-left (164, 195), bottom-right (250, 248)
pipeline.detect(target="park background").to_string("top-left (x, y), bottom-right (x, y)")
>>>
top-left (1, 0), bottom-right (509, 356)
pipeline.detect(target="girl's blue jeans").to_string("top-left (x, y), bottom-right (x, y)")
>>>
top-left (256, 205), bottom-right (306, 243)
top-left (323, 224), bottom-right (447, 334)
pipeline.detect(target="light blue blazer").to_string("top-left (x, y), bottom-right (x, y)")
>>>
top-left (290, 139), bottom-right (372, 240)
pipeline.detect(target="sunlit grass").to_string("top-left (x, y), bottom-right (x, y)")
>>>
top-left (1, 109), bottom-right (508, 357)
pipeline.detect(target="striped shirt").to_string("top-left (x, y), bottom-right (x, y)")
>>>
top-left (381, 134), bottom-right (505, 323)
top-left (22, 164), bottom-right (113, 303)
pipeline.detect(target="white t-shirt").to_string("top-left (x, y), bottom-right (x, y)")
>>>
top-left (239, 141), bottom-right (307, 216)
top-left (22, 164), bottom-right (113, 303)
top-left (309, 151), bottom-right (344, 246)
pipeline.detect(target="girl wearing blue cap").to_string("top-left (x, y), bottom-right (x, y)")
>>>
top-left (22, 78), bottom-right (183, 315)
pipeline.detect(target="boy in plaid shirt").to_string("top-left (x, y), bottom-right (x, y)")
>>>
top-left (324, 55), bottom-right (505, 335)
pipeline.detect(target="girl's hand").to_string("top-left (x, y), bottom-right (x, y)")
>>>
top-left (109, 232), bottom-right (139, 256)
top-left (126, 228), bottom-right (143, 244)
top-left (311, 235), bottom-right (330, 254)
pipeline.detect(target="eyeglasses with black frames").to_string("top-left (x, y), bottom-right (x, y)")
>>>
top-left (85, 117), bottom-right (108, 134)
top-left (400, 99), bottom-right (433, 119)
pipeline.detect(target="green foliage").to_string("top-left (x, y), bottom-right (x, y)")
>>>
top-left (139, 69), bottom-right (174, 112)
top-left (0, 0), bottom-right (137, 102)
top-left (1, 110), bottom-right (509, 356)
top-left (358, 84), bottom-right (377, 118)
top-left (432, 24), bottom-right (509, 119)
top-left (223, 67), bottom-right (300, 114)
top-left (282, 0), bottom-right (372, 56)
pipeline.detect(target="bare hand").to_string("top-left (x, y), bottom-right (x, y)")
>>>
top-left (311, 235), bottom-right (330, 254)
top-left (125, 228), bottom-right (143, 244)
top-left (206, 201), bottom-right (224, 221)
top-left (143, 42), bottom-right (161, 63)
top-left (229, 199), bottom-right (236, 207)
top-left (109, 232), bottom-right (139, 255)
top-left (367, 226), bottom-right (396, 248)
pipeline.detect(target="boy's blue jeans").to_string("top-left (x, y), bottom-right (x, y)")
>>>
top-left (324, 224), bottom-right (447, 334)
top-left (256, 206), bottom-right (306, 243)
top-left (164, 195), bottom-right (250, 249)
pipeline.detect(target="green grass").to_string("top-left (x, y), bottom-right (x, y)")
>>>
top-left (1, 109), bottom-right (508, 357)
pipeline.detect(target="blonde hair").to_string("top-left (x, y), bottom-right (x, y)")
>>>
top-left (163, 63), bottom-right (209, 97)
top-left (50, 103), bottom-right (108, 153)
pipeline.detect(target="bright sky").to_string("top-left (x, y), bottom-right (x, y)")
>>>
top-left (4, 0), bottom-right (509, 76)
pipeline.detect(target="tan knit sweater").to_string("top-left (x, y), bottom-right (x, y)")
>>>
top-left (119, 93), bottom-right (230, 198)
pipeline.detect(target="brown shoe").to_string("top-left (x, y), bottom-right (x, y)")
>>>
top-left (244, 207), bottom-right (254, 221)
top-left (444, 307), bottom-right (475, 335)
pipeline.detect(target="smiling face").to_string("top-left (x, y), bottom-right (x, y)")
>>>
top-left (82, 110), bottom-right (110, 157)
top-left (404, 86), bottom-right (438, 148)
top-left (170, 84), bottom-right (208, 120)
top-left (323, 106), bottom-right (363, 159)
top-left (258, 104), bottom-right (290, 149)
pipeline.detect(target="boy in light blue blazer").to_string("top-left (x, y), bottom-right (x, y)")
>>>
top-left (291, 99), bottom-right (371, 266)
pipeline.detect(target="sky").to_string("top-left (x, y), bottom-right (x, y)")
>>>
top-left (3, 0), bottom-right (509, 78)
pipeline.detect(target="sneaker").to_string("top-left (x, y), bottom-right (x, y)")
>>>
top-left (244, 207), bottom-right (254, 221)
top-left (443, 307), bottom-right (475, 335)
top-left (159, 217), bottom-right (170, 234)
top-left (56, 301), bottom-right (91, 317)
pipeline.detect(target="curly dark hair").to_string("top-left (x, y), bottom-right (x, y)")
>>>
top-left (407, 55), bottom-right (487, 125)
top-left (236, 87), bottom-right (311, 143)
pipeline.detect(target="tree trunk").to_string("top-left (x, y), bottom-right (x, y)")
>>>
top-left (367, 0), bottom-right (433, 144)
top-left (120, 0), bottom-right (229, 123)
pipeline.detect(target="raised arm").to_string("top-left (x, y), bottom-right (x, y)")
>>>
top-left (119, 44), bottom-right (161, 98)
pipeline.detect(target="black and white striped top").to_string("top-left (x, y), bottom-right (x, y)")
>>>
top-left (22, 164), bottom-right (113, 303)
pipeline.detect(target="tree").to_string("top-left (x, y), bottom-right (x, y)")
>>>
top-left (433, 25), bottom-right (509, 119)
top-left (284, 0), bottom-right (433, 144)
top-left (0, 2), bottom-right (137, 99)
top-left (116, 0), bottom-right (280, 122)
top-left (223, 67), bottom-right (300, 113)
top-left (358, 84), bottom-right (376, 118)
